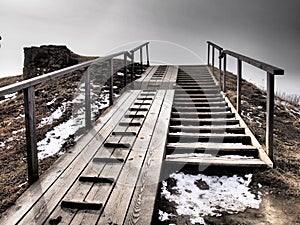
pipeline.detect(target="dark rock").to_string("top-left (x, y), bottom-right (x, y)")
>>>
top-left (23, 45), bottom-right (86, 79)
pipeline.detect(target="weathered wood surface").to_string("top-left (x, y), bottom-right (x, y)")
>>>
top-left (0, 88), bottom-right (140, 225)
top-left (2, 63), bottom-right (274, 225)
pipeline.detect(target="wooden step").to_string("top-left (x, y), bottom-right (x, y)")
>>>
top-left (170, 118), bottom-right (239, 126)
top-left (164, 156), bottom-right (268, 168)
top-left (169, 125), bottom-right (244, 133)
top-left (175, 89), bottom-right (220, 94)
top-left (173, 106), bottom-right (231, 112)
top-left (166, 142), bottom-right (257, 154)
top-left (175, 93), bottom-right (223, 98)
top-left (174, 97), bottom-right (224, 102)
top-left (171, 112), bottom-right (235, 118)
top-left (172, 102), bottom-right (227, 107)
top-left (168, 133), bottom-right (252, 144)
top-left (176, 85), bottom-right (217, 89)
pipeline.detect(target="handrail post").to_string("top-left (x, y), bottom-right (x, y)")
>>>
top-left (109, 59), bottom-right (114, 106)
top-left (85, 69), bottom-right (92, 129)
top-left (218, 49), bottom-right (222, 90)
top-left (266, 73), bottom-right (275, 161)
top-left (140, 47), bottom-right (143, 74)
top-left (207, 43), bottom-right (210, 66)
top-left (146, 44), bottom-right (150, 66)
top-left (131, 53), bottom-right (135, 82)
top-left (23, 86), bottom-right (39, 184)
top-left (123, 54), bottom-right (127, 87)
top-left (212, 46), bottom-right (215, 76)
top-left (237, 59), bottom-right (242, 114)
top-left (223, 53), bottom-right (227, 92)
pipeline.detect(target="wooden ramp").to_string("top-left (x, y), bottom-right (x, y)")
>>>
top-left (1, 65), bottom-right (272, 225)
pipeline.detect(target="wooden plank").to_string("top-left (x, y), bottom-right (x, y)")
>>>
top-left (64, 92), bottom-right (155, 224)
top-left (44, 94), bottom-right (148, 224)
top-left (167, 142), bottom-right (257, 150)
top-left (165, 157), bottom-right (268, 168)
top-left (69, 90), bottom-right (166, 225)
top-left (0, 89), bottom-right (140, 225)
top-left (124, 90), bottom-right (175, 225)
top-left (173, 106), bottom-right (231, 112)
top-left (12, 91), bottom-right (142, 225)
top-left (96, 90), bottom-right (169, 225)
top-left (48, 92), bottom-right (152, 223)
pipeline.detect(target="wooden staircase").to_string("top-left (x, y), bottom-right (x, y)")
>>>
top-left (165, 65), bottom-right (273, 168)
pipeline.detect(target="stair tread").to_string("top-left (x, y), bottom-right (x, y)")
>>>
top-left (167, 142), bottom-right (256, 149)
top-left (165, 156), bottom-right (267, 167)
top-left (169, 133), bottom-right (249, 137)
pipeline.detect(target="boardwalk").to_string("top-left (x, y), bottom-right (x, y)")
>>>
top-left (1, 64), bottom-right (273, 225)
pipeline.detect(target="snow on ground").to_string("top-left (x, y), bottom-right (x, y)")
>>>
top-left (0, 92), bottom-right (18, 104)
top-left (38, 103), bottom-right (67, 128)
top-left (160, 172), bottom-right (262, 225)
top-left (37, 87), bottom-right (110, 160)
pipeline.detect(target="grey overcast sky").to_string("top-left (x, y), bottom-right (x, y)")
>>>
top-left (0, 0), bottom-right (300, 94)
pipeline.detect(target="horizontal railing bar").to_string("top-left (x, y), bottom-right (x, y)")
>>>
top-left (0, 43), bottom-right (148, 97)
top-left (0, 59), bottom-right (95, 96)
top-left (130, 42), bottom-right (150, 53)
top-left (207, 41), bottom-right (223, 51)
top-left (222, 50), bottom-right (284, 75)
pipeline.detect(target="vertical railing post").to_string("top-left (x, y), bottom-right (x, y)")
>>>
top-left (266, 73), bottom-right (275, 161)
top-left (131, 52), bottom-right (135, 82)
top-left (207, 43), bottom-right (210, 66)
top-left (109, 59), bottom-right (114, 106)
top-left (123, 54), bottom-right (127, 87)
top-left (146, 44), bottom-right (150, 66)
top-left (140, 47), bottom-right (143, 74)
top-left (218, 49), bottom-right (222, 89)
top-left (212, 47), bottom-right (215, 76)
top-left (223, 54), bottom-right (227, 92)
top-left (237, 59), bottom-right (242, 114)
top-left (85, 68), bottom-right (92, 129)
top-left (23, 86), bottom-right (39, 184)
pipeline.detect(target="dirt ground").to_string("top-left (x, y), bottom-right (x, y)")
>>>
top-left (153, 68), bottom-right (300, 225)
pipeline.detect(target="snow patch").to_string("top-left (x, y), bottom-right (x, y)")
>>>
top-left (0, 92), bottom-right (18, 104)
top-left (38, 103), bottom-right (67, 128)
top-left (158, 210), bottom-right (174, 222)
top-left (161, 172), bottom-right (262, 225)
top-left (12, 128), bottom-right (25, 135)
top-left (37, 116), bottom-right (81, 160)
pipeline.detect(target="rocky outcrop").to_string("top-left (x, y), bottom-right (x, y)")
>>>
top-left (23, 45), bottom-right (95, 79)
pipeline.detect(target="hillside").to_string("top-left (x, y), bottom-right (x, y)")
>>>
top-left (0, 66), bottom-right (299, 224)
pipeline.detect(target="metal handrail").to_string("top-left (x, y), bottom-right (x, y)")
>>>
top-left (207, 41), bottom-right (284, 162)
top-left (0, 42), bottom-right (150, 184)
